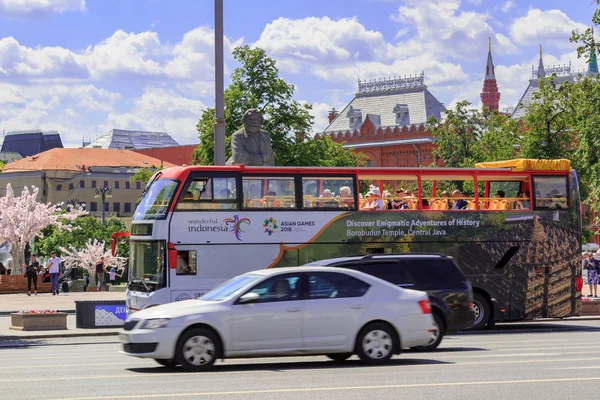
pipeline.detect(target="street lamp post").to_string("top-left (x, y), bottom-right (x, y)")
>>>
top-left (95, 187), bottom-right (112, 224)
top-left (214, 0), bottom-right (226, 166)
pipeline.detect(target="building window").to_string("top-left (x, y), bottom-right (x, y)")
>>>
top-left (115, 181), bottom-right (120, 189)
top-left (124, 203), bottom-right (132, 213)
top-left (79, 180), bottom-right (85, 188)
top-left (91, 181), bottom-right (96, 188)
top-left (56, 184), bottom-right (62, 191)
top-left (136, 182), bottom-right (141, 190)
top-left (113, 202), bottom-right (120, 213)
top-left (69, 183), bottom-right (74, 190)
top-left (126, 181), bottom-right (130, 190)
top-left (90, 202), bottom-right (97, 212)
top-left (104, 181), bottom-right (109, 188)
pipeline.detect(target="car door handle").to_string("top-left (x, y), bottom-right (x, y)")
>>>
top-left (351, 305), bottom-right (364, 309)
top-left (287, 308), bottom-right (301, 312)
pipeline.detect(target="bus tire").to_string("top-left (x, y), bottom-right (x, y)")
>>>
top-left (175, 327), bottom-right (220, 372)
top-left (471, 293), bottom-right (491, 330)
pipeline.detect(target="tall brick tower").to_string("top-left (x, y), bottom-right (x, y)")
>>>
top-left (481, 38), bottom-right (501, 111)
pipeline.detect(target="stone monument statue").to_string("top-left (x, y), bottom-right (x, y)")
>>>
top-left (226, 109), bottom-right (275, 166)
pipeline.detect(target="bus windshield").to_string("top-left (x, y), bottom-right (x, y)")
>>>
top-left (134, 179), bottom-right (179, 220)
top-left (128, 241), bottom-right (166, 292)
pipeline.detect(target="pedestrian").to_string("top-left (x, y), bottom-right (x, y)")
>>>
top-left (109, 267), bottom-right (117, 286)
top-left (583, 252), bottom-right (599, 297)
top-left (25, 254), bottom-right (40, 296)
top-left (0, 262), bottom-right (6, 275)
top-left (83, 274), bottom-right (89, 292)
top-left (46, 251), bottom-right (61, 295)
top-left (95, 256), bottom-right (106, 291)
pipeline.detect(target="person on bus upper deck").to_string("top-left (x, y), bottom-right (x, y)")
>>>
top-left (261, 191), bottom-right (282, 208)
top-left (226, 109), bottom-right (275, 166)
top-left (362, 188), bottom-right (384, 211)
top-left (337, 186), bottom-right (354, 207)
top-left (218, 188), bottom-right (232, 199)
top-left (495, 190), bottom-right (505, 198)
top-left (452, 190), bottom-right (468, 210)
top-left (514, 191), bottom-right (530, 210)
top-left (320, 189), bottom-right (339, 208)
top-left (413, 188), bottom-right (430, 208)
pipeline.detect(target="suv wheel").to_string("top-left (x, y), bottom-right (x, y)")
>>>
top-left (411, 312), bottom-right (445, 352)
top-left (175, 328), bottom-right (220, 372)
top-left (355, 322), bottom-right (396, 365)
top-left (471, 293), bottom-right (491, 330)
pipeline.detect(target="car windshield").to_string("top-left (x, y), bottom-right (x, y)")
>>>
top-left (133, 178), bottom-right (179, 220)
top-left (201, 274), bottom-right (262, 302)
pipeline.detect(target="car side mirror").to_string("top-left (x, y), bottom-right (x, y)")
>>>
top-left (238, 292), bottom-right (260, 304)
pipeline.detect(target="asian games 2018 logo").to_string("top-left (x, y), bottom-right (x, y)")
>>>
top-left (222, 215), bottom-right (251, 241)
top-left (263, 217), bottom-right (278, 236)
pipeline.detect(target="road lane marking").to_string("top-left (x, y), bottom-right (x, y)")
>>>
top-left (4, 356), bottom-right (600, 383)
top-left (47, 376), bottom-right (600, 399)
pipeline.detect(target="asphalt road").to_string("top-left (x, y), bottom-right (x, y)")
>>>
top-left (3, 319), bottom-right (600, 400)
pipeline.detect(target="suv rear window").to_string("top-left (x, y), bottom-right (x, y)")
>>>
top-left (400, 259), bottom-right (465, 284)
top-left (341, 262), bottom-right (415, 286)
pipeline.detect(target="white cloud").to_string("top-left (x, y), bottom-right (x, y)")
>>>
top-left (509, 9), bottom-right (588, 48)
top-left (105, 88), bottom-right (206, 145)
top-left (302, 101), bottom-right (332, 135)
top-left (394, 0), bottom-right (518, 59)
top-left (0, 36), bottom-right (88, 79)
top-left (0, 0), bottom-right (85, 17)
top-left (501, 1), bottom-right (514, 13)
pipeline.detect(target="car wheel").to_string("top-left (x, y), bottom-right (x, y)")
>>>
top-left (411, 312), bottom-right (445, 352)
top-left (470, 293), bottom-right (491, 330)
top-left (175, 328), bottom-right (220, 372)
top-left (326, 353), bottom-right (352, 362)
top-left (355, 323), bottom-right (395, 365)
top-left (155, 358), bottom-right (177, 368)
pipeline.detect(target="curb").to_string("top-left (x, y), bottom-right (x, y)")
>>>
top-left (0, 310), bottom-right (76, 316)
top-left (0, 331), bottom-right (119, 341)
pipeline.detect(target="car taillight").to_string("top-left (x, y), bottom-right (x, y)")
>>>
top-left (418, 299), bottom-right (432, 314)
top-left (469, 302), bottom-right (474, 309)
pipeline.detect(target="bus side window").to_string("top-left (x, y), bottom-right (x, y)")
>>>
top-left (175, 176), bottom-right (238, 211)
top-left (176, 250), bottom-right (197, 276)
top-left (532, 176), bottom-right (569, 210)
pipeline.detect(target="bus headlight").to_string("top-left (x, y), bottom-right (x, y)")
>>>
top-left (141, 318), bottom-right (170, 329)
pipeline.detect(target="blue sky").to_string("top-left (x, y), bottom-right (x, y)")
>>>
top-left (0, 0), bottom-right (596, 147)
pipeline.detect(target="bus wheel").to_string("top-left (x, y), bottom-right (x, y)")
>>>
top-left (155, 358), bottom-right (177, 368)
top-left (471, 293), bottom-right (491, 330)
top-left (176, 328), bottom-right (220, 372)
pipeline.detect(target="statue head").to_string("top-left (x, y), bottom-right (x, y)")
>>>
top-left (243, 109), bottom-right (264, 134)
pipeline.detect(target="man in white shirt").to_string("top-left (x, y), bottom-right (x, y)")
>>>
top-left (46, 251), bottom-right (61, 295)
top-left (362, 188), bottom-right (384, 211)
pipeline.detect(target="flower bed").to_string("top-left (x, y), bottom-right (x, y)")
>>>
top-left (10, 310), bottom-right (68, 331)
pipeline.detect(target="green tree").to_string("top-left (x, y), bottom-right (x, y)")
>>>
top-left (519, 76), bottom-right (575, 159)
top-left (130, 165), bottom-right (163, 185)
top-left (294, 135), bottom-right (367, 167)
top-left (193, 45), bottom-right (364, 167)
top-left (33, 216), bottom-right (129, 259)
top-left (428, 101), bottom-right (517, 168)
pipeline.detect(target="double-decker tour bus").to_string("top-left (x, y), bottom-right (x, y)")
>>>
top-left (121, 159), bottom-right (582, 327)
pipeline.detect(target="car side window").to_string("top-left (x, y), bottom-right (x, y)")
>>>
top-left (245, 274), bottom-right (301, 303)
top-left (346, 262), bottom-right (415, 286)
top-left (401, 259), bottom-right (465, 284)
top-left (308, 272), bottom-right (370, 299)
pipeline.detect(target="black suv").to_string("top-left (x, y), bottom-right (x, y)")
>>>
top-left (304, 253), bottom-right (476, 351)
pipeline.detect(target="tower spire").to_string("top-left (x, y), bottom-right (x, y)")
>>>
top-left (481, 38), bottom-right (501, 111)
top-left (537, 44), bottom-right (545, 78)
top-left (589, 28), bottom-right (599, 75)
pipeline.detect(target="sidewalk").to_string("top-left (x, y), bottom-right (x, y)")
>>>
top-left (0, 292), bottom-right (125, 341)
top-left (0, 291), bottom-right (125, 314)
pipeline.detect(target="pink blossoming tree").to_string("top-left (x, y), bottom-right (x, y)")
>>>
top-left (60, 238), bottom-right (126, 285)
top-left (0, 184), bottom-right (86, 273)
